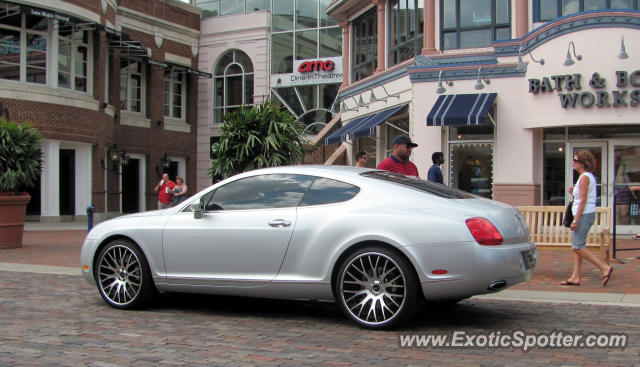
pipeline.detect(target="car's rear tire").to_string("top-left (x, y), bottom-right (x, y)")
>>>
top-left (336, 246), bottom-right (418, 329)
top-left (94, 239), bottom-right (155, 309)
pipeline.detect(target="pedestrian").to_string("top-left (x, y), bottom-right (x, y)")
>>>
top-left (427, 151), bottom-right (444, 184)
top-left (560, 150), bottom-right (613, 287)
top-left (355, 151), bottom-right (368, 167)
top-left (154, 173), bottom-right (175, 209)
top-left (377, 135), bottom-right (419, 177)
top-left (170, 177), bottom-right (189, 207)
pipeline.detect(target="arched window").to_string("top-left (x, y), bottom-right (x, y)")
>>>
top-left (213, 49), bottom-right (254, 123)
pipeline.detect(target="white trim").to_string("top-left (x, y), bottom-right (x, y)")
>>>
top-left (0, 82), bottom-right (99, 110)
top-left (164, 117), bottom-right (191, 133)
top-left (165, 52), bottom-right (192, 67)
top-left (120, 111), bottom-right (151, 128)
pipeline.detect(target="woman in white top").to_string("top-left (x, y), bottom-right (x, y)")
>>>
top-left (561, 150), bottom-right (613, 287)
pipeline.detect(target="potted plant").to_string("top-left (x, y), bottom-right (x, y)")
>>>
top-left (0, 117), bottom-right (43, 249)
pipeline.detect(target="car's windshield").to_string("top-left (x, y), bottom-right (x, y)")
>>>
top-left (360, 170), bottom-right (475, 199)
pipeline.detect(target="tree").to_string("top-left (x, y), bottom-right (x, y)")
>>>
top-left (0, 118), bottom-right (43, 194)
top-left (209, 101), bottom-right (306, 180)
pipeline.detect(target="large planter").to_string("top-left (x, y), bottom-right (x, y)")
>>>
top-left (0, 194), bottom-right (30, 249)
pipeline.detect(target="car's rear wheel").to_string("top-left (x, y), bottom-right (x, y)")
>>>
top-left (95, 240), bottom-right (155, 309)
top-left (336, 247), bottom-right (418, 329)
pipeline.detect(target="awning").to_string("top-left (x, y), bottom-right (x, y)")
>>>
top-left (324, 104), bottom-right (407, 145)
top-left (426, 93), bottom-right (496, 126)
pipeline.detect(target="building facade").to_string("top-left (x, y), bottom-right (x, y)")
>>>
top-left (0, 0), bottom-right (203, 222)
top-left (326, 0), bottom-right (640, 234)
top-left (193, 0), bottom-right (344, 191)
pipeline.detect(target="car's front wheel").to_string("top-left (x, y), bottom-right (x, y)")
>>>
top-left (95, 239), bottom-right (155, 309)
top-left (336, 247), bottom-right (418, 329)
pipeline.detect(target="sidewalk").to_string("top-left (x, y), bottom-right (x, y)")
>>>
top-left (1, 222), bottom-right (639, 305)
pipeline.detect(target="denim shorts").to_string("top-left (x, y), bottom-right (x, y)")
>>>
top-left (572, 212), bottom-right (596, 250)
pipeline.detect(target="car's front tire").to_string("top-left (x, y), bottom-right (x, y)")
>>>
top-left (336, 246), bottom-right (418, 329)
top-left (94, 239), bottom-right (155, 309)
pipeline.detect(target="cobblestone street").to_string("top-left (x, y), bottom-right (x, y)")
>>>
top-left (1, 271), bottom-right (639, 366)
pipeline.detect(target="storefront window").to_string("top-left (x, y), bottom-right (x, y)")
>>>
top-left (440, 0), bottom-right (511, 50)
top-left (357, 136), bottom-right (377, 168)
top-left (352, 8), bottom-right (377, 82)
top-left (385, 119), bottom-right (409, 157)
top-left (450, 143), bottom-right (494, 198)
top-left (543, 142), bottom-right (566, 205)
top-left (614, 145), bottom-right (640, 226)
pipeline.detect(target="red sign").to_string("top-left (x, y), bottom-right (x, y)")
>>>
top-left (298, 60), bottom-right (335, 73)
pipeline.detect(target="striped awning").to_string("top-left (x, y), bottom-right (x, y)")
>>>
top-left (426, 93), bottom-right (496, 126)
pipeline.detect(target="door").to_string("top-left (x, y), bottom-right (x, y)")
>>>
top-left (569, 142), bottom-right (607, 207)
top-left (121, 159), bottom-right (140, 213)
top-left (162, 174), bottom-right (315, 285)
top-left (59, 149), bottom-right (75, 216)
top-left (610, 142), bottom-right (640, 234)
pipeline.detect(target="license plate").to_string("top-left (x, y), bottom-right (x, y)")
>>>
top-left (522, 249), bottom-right (537, 270)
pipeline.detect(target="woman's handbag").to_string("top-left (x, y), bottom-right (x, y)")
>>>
top-left (563, 201), bottom-right (574, 227)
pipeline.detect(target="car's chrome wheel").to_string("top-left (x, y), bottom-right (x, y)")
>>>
top-left (95, 240), bottom-right (154, 309)
top-left (337, 248), bottom-right (417, 329)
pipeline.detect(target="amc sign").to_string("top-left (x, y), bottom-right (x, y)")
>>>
top-left (290, 57), bottom-right (343, 86)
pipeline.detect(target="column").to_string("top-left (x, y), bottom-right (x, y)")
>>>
top-left (75, 144), bottom-right (92, 217)
top-left (340, 21), bottom-right (350, 88)
top-left (40, 140), bottom-right (60, 221)
top-left (422, 0), bottom-right (437, 54)
top-left (375, 0), bottom-right (385, 73)
top-left (515, 0), bottom-right (529, 38)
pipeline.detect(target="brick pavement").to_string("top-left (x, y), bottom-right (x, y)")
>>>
top-left (1, 271), bottom-right (639, 367)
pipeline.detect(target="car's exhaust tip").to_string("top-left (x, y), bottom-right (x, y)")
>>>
top-left (487, 280), bottom-right (507, 292)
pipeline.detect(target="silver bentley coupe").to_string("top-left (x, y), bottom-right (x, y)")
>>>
top-left (81, 165), bottom-right (536, 329)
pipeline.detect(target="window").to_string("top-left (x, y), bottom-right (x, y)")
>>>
top-left (58, 25), bottom-right (89, 92)
top-left (196, 0), bottom-right (271, 18)
top-left (299, 178), bottom-right (360, 206)
top-left (164, 69), bottom-right (186, 119)
top-left (204, 174), bottom-right (315, 210)
top-left (440, 0), bottom-right (511, 50)
top-left (352, 8), bottom-right (377, 81)
top-left (535, 0), bottom-right (638, 22)
top-left (214, 49), bottom-right (254, 123)
top-left (448, 124), bottom-right (494, 198)
top-left (389, 0), bottom-right (424, 67)
top-left (0, 13), bottom-right (48, 84)
top-left (120, 58), bottom-right (145, 113)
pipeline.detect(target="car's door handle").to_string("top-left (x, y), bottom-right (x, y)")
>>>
top-left (268, 219), bottom-right (291, 227)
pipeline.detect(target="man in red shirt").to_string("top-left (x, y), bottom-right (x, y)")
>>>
top-left (154, 173), bottom-right (176, 209)
top-left (377, 135), bottom-right (419, 177)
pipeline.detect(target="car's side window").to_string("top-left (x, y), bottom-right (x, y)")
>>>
top-left (299, 178), bottom-right (360, 206)
top-left (206, 174), bottom-right (315, 211)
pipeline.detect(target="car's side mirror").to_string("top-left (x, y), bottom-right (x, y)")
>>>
top-left (191, 202), bottom-right (203, 219)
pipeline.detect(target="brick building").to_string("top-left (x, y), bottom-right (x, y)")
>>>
top-left (0, 0), bottom-right (206, 222)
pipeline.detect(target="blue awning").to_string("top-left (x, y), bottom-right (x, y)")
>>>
top-left (324, 104), bottom-right (407, 145)
top-left (426, 93), bottom-right (496, 126)
top-left (349, 105), bottom-right (406, 140)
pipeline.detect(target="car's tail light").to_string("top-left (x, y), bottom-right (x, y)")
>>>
top-left (465, 217), bottom-right (503, 246)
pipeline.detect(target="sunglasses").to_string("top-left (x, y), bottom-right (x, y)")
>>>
top-left (573, 158), bottom-right (581, 163)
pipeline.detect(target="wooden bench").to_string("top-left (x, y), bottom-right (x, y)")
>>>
top-left (517, 206), bottom-right (611, 264)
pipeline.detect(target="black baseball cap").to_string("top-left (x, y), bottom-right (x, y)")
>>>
top-left (391, 134), bottom-right (418, 148)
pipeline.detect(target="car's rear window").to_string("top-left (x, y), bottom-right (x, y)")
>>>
top-left (360, 171), bottom-right (475, 199)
